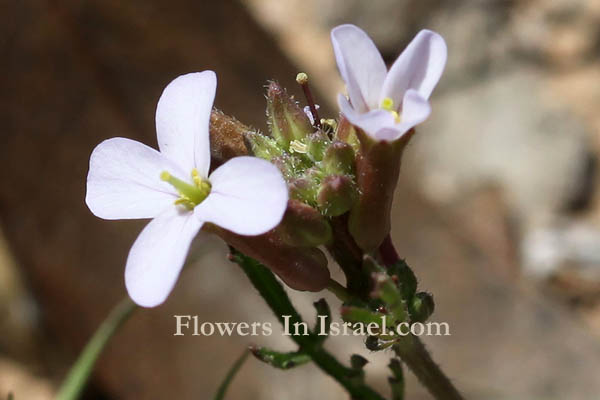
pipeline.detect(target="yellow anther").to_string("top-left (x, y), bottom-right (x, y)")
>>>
top-left (296, 72), bottom-right (309, 85)
top-left (381, 97), bottom-right (401, 123)
top-left (191, 168), bottom-right (202, 186)
top-left (381, 97), bottom-right (395, 111)
top-left (160, 171), bottom-right (171, 181)
top-left (290, 140), bottom-right (308, 154)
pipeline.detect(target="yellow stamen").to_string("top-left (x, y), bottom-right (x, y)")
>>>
top-left (160, 169), bottom-right (212, 208)
top-left (381, 97), bottom-right (401, 123)
top-left (289, 140), bottom-right (308, 154)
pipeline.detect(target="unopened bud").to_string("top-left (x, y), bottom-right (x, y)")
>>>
top-left (209, 110), bottom-right (249, 169)
top-left (266, 81), bottom-right (314, 147)
top-left (276, 199), bottom-right (332, 247)
top-left (288, 168), bottom-right (321, 203)
top-left (244, 131), bottom-right (283, 161)
top-left (322, 141), bottom-right (355, 175)
top-left (306, 131), bottom-right (330, 162)
top-left (317, 175), bottom-right (357, 217)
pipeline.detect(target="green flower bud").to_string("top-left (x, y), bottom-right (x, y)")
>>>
top-left (409, 292), bottom-right (435, 323)
top-left (289, 176), bottom-right (319, 204)
top-left (243, 131), bottom-right (283, 160)
top-left (322, 141), bottom-right (355, 175)
top-left (275, 199), bottom-right (332, 247)
top-left (317, 175), bottom-right (357, 217)
top-left (306, 131), bottom-right (331, 162)
top-left (266, 81), bottom-right (314, 147)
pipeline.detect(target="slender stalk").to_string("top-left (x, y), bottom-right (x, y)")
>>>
top-left (379, 237), bottom-right (465, 400)
top-left (327, 278), bottom-right (352, 303)
top-left (56, 298), bottom-right (137, 400)
top-left (213, 350), bottom-right (250, 400)
top-left (232, 250), bottom-right (385, 400)
top-left (394, 336), bottom-right (464, 400)
top-left (296, 72), bottom-right (321, 128)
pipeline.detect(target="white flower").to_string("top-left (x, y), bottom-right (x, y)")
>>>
top-left (86, 71), bottom-right (288, 307)
top-left (331, 24), bottom-right (447, 142)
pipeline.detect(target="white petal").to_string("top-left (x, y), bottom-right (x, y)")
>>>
top-left (400, 89), bottom-right (431, 128)
top-left (86, 137), bottom-right (182, 220)
top-left (338, 94), bottom-right (396, 139)
top-left (331, 24), bottom-right (387, 111)
top-left (125, 207), bottom-right (202, 307)
top-left (155, 71), bottom-right (216, 176)
top-left (380, 30), bottom-right (447, 105)
top-left (195, 156), bottom-right (288, 235)
top-left (374, 90), bottom-right (432, 141)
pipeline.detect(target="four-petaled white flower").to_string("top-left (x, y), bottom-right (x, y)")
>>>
top-left (86, 71), bottom-right (288, 308)
top-left (331, 24), bottom-right (447, 142)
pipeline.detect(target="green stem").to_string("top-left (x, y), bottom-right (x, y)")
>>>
top-left (394, 335), bottom-right (464, 400)
top-left (56, 298), bottom-right (137, 400)
top-left (232, 251), bottom-right (385, 400)
top-left (213, 350), bottom-right (250, 400)
top-left (326, 278), bottom-right (352, 303)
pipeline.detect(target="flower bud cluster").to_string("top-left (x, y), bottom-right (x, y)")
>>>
top-left (246, 81), bottom-right (360, 221)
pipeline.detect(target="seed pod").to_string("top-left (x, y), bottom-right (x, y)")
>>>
top-left (275, 199), bottom-right (332, 247)
top-left (205, 224), bottom-right (330, 292)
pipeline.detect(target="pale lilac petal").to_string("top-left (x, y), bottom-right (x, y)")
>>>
top-left (400, 89), bottom-right (431, 127)
top-left (155, 71), bottom-right (216, 176)
top-left (380, 30), bottom-right (447, 105)
top-left (338, 94), bottom-right (396, 139)
top-left (331, 24), bottom-right (387, 111)
top-left (373, 90), bottom-right (431, 142)
top-left (194, 156), bottom-right (288, 235)
top-left (125, 207), bottom-right (202, 307)
top-left (86, 137), bottom-right (182, 220)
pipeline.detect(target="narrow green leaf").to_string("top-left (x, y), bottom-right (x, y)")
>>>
top-left (56, 298), bottom-right (137, 400)
top-left (213, 350), bottom-right (250, 400)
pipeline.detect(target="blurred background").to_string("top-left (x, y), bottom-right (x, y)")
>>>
top-left (2, 0), bottom-right (600, 398)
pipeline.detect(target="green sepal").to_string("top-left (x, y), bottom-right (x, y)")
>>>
top-left (322, 141), bottom-right (355, 175)
top-left (244, 131), bottom-right (283, 160)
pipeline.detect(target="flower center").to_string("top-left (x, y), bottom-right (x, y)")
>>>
top-left (160, 168), bottom-right (211, 210)
top-left (381, 97), bottom-right (401, 123)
